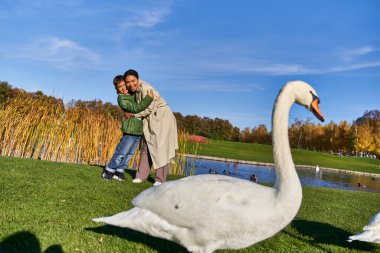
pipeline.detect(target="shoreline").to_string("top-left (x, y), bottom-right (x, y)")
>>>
top-left (185, 154), bottom-right (380, 178)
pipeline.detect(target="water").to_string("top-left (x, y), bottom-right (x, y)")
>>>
top-left (188, 158), bottom-right (380, 193)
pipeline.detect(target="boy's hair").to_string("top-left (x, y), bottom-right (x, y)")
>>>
top-left (113, 75), bottom-right (124, 87)
top-left (123, 69), bottom-right (139, 80)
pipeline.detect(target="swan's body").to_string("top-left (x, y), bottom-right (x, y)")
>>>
top-left (93, 81), bottom-right (324, 253)
top-left (348, 211), bottom-right (380, 244)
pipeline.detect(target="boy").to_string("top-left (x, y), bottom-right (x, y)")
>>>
top-left (102, 75), bottom-right (154, 181)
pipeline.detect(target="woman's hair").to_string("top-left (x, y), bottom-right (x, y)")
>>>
top-left (123, 69), bottom-right (139, 80)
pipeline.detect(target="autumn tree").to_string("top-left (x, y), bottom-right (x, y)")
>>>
top-left (250, 124), bottom-right (271, 144)
top-left (288, 119), bottom-right (303, 148)
top-left (242, 127), bottom-right (252, 142)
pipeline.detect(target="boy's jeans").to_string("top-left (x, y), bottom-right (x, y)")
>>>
top-left (105, 134), bottom-right (141, 173)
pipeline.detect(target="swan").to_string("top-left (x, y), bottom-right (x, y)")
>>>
top-left (348, 211), bottom-right (380, 243)
top-left (93, 81), bottom-right (325, 253)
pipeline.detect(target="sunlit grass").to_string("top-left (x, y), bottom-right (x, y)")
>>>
top-left (0, 156), bottom-right (379, 252)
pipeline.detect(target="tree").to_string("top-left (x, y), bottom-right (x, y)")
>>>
top-left (251, 124), bottom-right (271, 144)
top-left (356, 122), bottom-right (372, 153)
top-left (336, 121), bottom-right (351, 153)
top-left (242, 127), bottom-right (252, 142)
top-left (0, 81), bottom-right (15, 107)
top-left (289, 119), bottom-right (303, 148)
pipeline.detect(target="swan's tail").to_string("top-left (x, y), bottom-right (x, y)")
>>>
top-left (92, 207), bottom-right (179, 241)
top-left (347, 233), bottom-right (362, 242)
top-left (92, 208), bottom-right (141, 227)
top-left (92, 216), bottom-right (120, 225)
top-left (347, 230), bottom-right (380, 243)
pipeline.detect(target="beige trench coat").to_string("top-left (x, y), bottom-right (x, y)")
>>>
top-left (134, 81), bottom-right (179, 169)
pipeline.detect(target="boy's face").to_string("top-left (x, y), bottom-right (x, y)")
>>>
top-left (125, 75), bottom-right (140, 92)
top-left (115, 81), bottom-right (128, 94)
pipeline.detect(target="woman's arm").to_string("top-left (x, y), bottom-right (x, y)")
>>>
top-left (118, 93), bottom-right (153, 114)
top-left (133, 88), bottom-right (158, 118)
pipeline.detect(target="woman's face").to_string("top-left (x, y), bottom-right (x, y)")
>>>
top-left (125, 75), bottom-right (140, 92)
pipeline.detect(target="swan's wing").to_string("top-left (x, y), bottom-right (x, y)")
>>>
top-left (348, 211), bottom-right (380, 243)
top-left (363, 211), bottom-right (380, 231)
top-left (132, 174), bottom-right (275, 228)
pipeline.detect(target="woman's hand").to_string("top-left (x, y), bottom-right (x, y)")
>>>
top-left (125, 112), bottom-right (134, 118)
top-left (147, 90), bottom-right (155, 99)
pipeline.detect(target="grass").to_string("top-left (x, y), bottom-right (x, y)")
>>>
top-left (196, 140), bottom-right (380, 174)
top-left (1, 155), bottom-right (380, 252)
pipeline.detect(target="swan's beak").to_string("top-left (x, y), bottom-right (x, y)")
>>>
top-left (311, 98), bottom-right (325, 122)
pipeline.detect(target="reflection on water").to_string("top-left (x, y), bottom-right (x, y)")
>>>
top-left (188, 158), bottom-right (380, 193)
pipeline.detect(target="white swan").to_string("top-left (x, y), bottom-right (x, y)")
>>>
top-left (93, 81), bottom-right (325, 253)
top-left (348, 211), bottom-right (380, 244)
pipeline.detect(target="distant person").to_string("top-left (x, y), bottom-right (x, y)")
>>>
top-left (124, 69), bottom-right (178, 186)
top-left (102, 75), bottom-right (154, 181)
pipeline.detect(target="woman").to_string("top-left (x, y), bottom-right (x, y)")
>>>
top-left (124, 69), bottom-right (178, 186)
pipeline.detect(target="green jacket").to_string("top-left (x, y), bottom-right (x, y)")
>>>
top-left (118, 93), bottom-right (153, 135)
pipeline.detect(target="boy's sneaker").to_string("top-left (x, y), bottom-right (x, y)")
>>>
top-left (101, 170), bottom-right (114, 181)
top-left (113, 172), bottom-right (125, 181)
top-left (153, 181), bottom-right (162, 187)
top-left (132, 178), bottom-right (142, 183)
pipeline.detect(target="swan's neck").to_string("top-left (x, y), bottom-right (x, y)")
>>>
top-left (272, 86), bottom-right (302, 204)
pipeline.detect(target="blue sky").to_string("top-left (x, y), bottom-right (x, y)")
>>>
top-left (0, 0), bottom-right (379, 130)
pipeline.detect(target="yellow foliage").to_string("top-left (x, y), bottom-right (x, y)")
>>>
top-left (0, 91), bottom-right (121, 165)
top-left (0, 91), bottom-right (196, 175)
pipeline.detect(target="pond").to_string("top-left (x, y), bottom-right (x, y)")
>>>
top-left (187, 158), bottom-right (380, 193)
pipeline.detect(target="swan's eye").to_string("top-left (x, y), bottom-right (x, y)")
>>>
top-left (309, 91), bottom-right (320, 104)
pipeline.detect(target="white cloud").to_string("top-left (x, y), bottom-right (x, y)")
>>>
top-left (179, 43), bottom-right (380, 76)
top-left (110, 1), bottom-right (175, 49)
top-left (324, 61), bottom-right (380, 73)
top-left (14, 36), bottom-right (99, 70)
top-left (205, 54), bottom-right (380, 75)
top-left (120, 3), bottom-right (171, 30)
top-left (206, 61), bottom-right (314, 75)
top-left (240, 63), bottom-right (311, 75)
top-left (339, 46), bottom-right (377, 62)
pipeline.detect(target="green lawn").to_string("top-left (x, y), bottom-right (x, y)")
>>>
top-left (1, 155), bottom-right (380, 252)
top-left (196, 140), bottom-right (380, 174)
